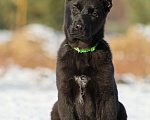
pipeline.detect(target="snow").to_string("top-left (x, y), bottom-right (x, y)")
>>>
top-left (0, 65), bottom-right (150, 120)
top-left (0, 65), bottom-right (57, 120)
top-left (0, 30), bottom-right (14, 45)
top-left (136, 24), bottom-right (150, 41)
top-left (118, 83), bottom-right (150, 120)
top-left (0, 24), bottom-right (65, 59)
top-left (23, 24), bottom-right (65, 59)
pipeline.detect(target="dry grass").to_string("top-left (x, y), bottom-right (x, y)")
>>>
top-left (0, 30), bottom-right (56, 70)
top-left (110, 27), bottom-right (150, 76)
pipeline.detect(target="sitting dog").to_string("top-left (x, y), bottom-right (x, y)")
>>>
top-left (51, 0), bottom-right (127, 120)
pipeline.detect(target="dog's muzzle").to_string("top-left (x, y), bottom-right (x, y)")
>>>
top-left (74, 22), bottom-right (85, 31)
top-left (70, 22), bottom-right (90, 40)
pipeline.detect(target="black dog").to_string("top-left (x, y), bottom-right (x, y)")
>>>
top-left (51, 0), bottom-right (127, 120)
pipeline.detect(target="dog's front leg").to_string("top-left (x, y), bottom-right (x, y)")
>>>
top-left (58, 90), bottom-right (76, 120)
top-left (102, 94), bottom-right (117, 120)
top-left (56, 68), bottom-right (76, 120)
top-left (96, 90), bottom-right (117, 120)
top-left (96, 63), bottom-right (118, 120)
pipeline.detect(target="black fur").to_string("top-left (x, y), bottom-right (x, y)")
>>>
top-left (51, 0), bottom-right (127, 120)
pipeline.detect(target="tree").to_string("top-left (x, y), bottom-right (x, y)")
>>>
top-left (16, 0), bottom-right (27, 28)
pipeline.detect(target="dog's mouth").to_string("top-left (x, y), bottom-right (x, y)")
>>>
top-left (70, 31), bottom-right (91, 41)
top-left (70, 33), bottom-right (85, 39)
top-left (72, 38), bottom-right (81, 42)
top-left (70, 34), bottom-right (90, 41)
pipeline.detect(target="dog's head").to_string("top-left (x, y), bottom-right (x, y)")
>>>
top-left (64, 0), bottom-right (112, 42)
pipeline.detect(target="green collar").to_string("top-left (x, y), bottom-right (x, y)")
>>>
top-left (65, 42), bottom-right (100, 53)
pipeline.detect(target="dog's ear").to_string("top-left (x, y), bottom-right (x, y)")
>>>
top-left (103, 0), bottom-right (112, 13)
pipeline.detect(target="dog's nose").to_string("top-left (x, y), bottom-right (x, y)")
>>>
top-left (74, 23), bottom-right (85, 31)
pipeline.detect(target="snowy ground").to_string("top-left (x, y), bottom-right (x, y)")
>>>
top-left (0, 65), bottom-right (150, 120)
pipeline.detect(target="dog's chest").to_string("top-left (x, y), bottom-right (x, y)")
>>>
top-left (74, 75), bottom-right (90, 105)
top-left (75, 54), bottom-right (93, 74)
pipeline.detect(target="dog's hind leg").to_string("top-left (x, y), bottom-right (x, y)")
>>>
top-left (51, 101), bottom-right (60, 120)
top-left (117, 102), bottom-right (127, 120)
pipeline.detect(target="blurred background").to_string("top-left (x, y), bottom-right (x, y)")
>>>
top-left (0, 0), bottom-right (150, 120)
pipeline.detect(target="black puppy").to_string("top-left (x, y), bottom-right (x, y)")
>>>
top-left (51, 0), bottom-right (127, 120)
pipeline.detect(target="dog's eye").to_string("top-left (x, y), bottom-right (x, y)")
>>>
top-left (92, 12), bottom-right (98, 18)
top-left (72, 6), bottom-right (80, 14)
